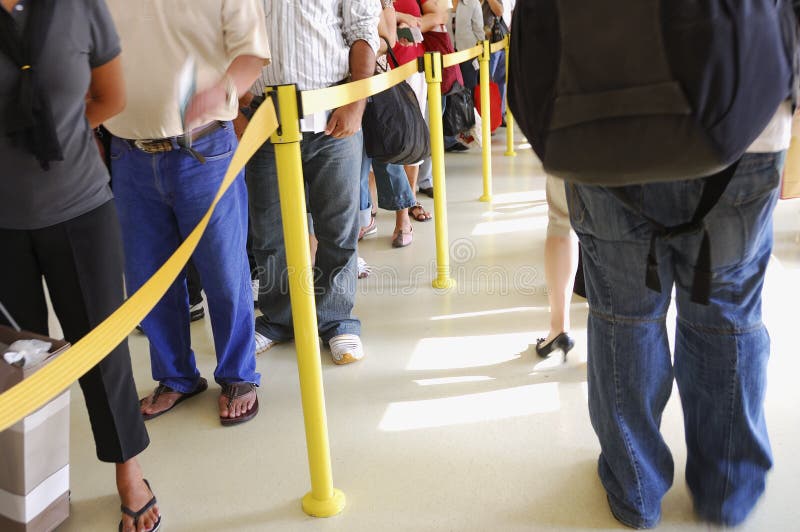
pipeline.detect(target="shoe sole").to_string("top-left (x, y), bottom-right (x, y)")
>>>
top-left (332, 352), bottom-right (362, 365)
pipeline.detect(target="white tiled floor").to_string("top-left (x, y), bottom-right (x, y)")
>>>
top-left (60, 130), bottom-right (800, 531)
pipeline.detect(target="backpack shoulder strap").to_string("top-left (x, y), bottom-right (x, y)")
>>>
top-left (609, 160), bottom-right (740, 305)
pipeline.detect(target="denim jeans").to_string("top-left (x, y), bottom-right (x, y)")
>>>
top-left (246, 131), bottom-right (362, 342)
top-left (111, 124), bottom-right (259, 392)
top-left (371, 160), bottom-right (417, 212)
top-left (567, 152), bottom-right (784, 528)
top-left (359, 146), bottom-right (372, 227)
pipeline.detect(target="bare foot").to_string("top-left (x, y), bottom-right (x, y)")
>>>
top-left (139, 387), bottom-right (183, 418)
top-left (117, 459), bottom-right (160, 532)
top-left (139, 379), bottom-right (207, 419)
top-left (219, 383), bottom-right (257, 421)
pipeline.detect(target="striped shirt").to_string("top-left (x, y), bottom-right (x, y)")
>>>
top-left (251, 0), bottom-right (381, 94)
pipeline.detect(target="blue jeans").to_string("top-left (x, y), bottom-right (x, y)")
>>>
top-left (247, 131), bottom-right (362, 342)
top-left (567, 152), bottom-right (784, 528)
top-left (371, 160), bottom-right (417, 212)
top-left (359, 146), bottom-right (372, 227)
top-left (111, 124), bottom-right (259, 392)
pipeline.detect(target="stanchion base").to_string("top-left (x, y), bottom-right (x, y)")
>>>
top-left (432, 277), bottom-right (456, 290)
top-left (479, 194), bottom-right (492, 203)
top-left (504, 151), bottom-right (517, 157)
top-left (302, 489), bottom-right (346, 518)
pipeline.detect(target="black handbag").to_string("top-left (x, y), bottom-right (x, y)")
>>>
top-left (443, 83), bottom-right (476, 137)
top-left (491, 16), bottom-right (509, 43)
top-left (362, 48), bottom-right (430, 165)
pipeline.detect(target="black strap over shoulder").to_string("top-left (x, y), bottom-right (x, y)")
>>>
top-left (0, 0), bottom-right (63, 170)
top-left (609, 160), bottom-right (740, 305)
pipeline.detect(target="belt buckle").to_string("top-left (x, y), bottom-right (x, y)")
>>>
top-left (134, 139), bottom-right (171, 153)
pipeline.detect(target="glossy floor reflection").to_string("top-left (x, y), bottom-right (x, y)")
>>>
top-left (60, 130), bottom-right (800, 531)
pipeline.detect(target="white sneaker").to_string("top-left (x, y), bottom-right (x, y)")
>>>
top-left (251, 278), bottom-right (260, 304)
top-left (255, 331), bottom-right (279, 355)
top-left (357, 256), bottom-right (371, 279)
top-left (328, 334), bottom-right (364, 365)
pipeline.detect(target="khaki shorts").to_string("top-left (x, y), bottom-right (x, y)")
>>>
top-left (545, 175), bottom-right (573, 238)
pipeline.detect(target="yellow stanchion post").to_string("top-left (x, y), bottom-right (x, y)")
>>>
top-left (424, 52), bottom-right (457, 290)
top-left (269, 85), bottom-right (346, 518)
top-left (504, 38), bottom-right (517, 157)
top-left (479, 40), bottom-right (493, 202)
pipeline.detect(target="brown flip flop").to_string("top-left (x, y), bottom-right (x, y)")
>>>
top-left (139, 377), bottom-right (208, 421)
top-left (220, 382), bottom-right (259, 426)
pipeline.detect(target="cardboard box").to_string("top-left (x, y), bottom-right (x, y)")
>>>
top-left (0, 325), bottom-right (70, 532)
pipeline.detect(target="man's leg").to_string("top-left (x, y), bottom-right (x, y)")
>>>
top-left (168, 125), bottom-right (259, 421)
top-left (302, 131), bottom-right (362, 342)
top-left (672, 152), bottom-right (783, 526)
top-left (569, 184), bottom-right (676, 529)
top-left (246, 139), bottom-right (294, 342)
top-left (111, 137), bottom-right (201, 395)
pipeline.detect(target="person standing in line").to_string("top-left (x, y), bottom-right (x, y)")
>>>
top-left (534, 175), bottom-right (578, 360)
top-left (570, 102), bottom-right (792, 528)
top-left (104, 0), bottom-right (269, 425)
top-left (244, 0), bottom-right (380, 364)
top-left (0, 0), bottom-right (161, 529)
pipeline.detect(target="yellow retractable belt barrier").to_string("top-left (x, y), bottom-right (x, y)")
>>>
top-left (479, 40), bottom-right (493, 202)
top-left (424, 53), bottom-right (456, 289)
top-left (0, 102), bottom-right (278, 432)
top-left (490, 36), bottom-right (509, 54)
top-left (302, 59), bottom-right (420, 115)
top-left (267, 84), bottom-right (345, 517)
top-left (442, 43), bottom-right (482, 69)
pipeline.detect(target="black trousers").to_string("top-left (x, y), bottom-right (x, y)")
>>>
top-left (0, 201), bottom-right (149, 462)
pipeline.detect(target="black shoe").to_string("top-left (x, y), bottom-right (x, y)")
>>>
top-left (419, 186), bottom-right (434, 198)
top-left (190, 302), bottom-right (205, 321)
top-left (535, 332), bottom-right (575, 360)
top-left (445, 143), bottom-right (469, 152)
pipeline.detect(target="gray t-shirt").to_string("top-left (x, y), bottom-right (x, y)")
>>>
top-left (0, 0), bottom-right (121, 230)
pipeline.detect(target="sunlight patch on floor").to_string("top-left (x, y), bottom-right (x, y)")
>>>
top-left (472, 216), bottom-right (547, 236)
top-left (413, 376), bottom-right (495, 386)
top-left (406, 333), bottom-right (534, 371)
top-left (430, 306), bottom-right (539, 321)
top-left (378, 382), bottom-right (560, 431)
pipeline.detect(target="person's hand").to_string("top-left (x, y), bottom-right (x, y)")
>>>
top-left (324, 101), bottom-right (366, 138)
top-left (233, 111), bottom-right (249, 140)
top-left (396, 12), bottom-right (421, 28)
top-left (184, 82), bottom-right (226, 129)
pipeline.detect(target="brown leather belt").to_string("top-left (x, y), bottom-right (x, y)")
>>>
top-left (129, 121), bottom-right (224, 154)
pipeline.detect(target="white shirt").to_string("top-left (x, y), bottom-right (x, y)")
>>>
top-left (251, 0), bottom-right (380, 94)
top-left (105, 0), bottom-right (270, 140)
top-left (748, 101), bottom-right (793, 153)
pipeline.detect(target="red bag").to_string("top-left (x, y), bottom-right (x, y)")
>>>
top-left (421, 28), bottom-right (464, 94)
top-left (474, 81), bottom-right (502, 132)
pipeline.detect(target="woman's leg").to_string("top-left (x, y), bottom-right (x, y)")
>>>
top-left (5, 202), bottom-right (158, 531)
top-left (543, 176), bottom-right (578, 342)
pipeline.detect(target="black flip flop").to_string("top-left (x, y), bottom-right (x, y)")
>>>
top-left (140, 377), bottom-right (208, 421)
top-left (219, 382), bottom-right (259, 426)
top-left (118, 479), bottom-right (161, 532)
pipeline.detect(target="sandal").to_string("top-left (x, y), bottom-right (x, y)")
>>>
top-left (220, 382), bottom-right (259, 426)
top-left (409, 202), bottom-right (432, 222)
top-left (140, 377), bottom-right (208, 421)
top-left (118, 479), bottom-right (161, 532)
top-left (391, 226), bottom-right (413, 248)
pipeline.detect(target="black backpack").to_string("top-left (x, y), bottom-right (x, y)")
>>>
top-left (508, 0), bottom-right (798, 186)
top-left (508, 0), bottom-right (799, 304)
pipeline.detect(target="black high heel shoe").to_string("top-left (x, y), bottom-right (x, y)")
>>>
top-left (535, 332), bottom-right (575, 359)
